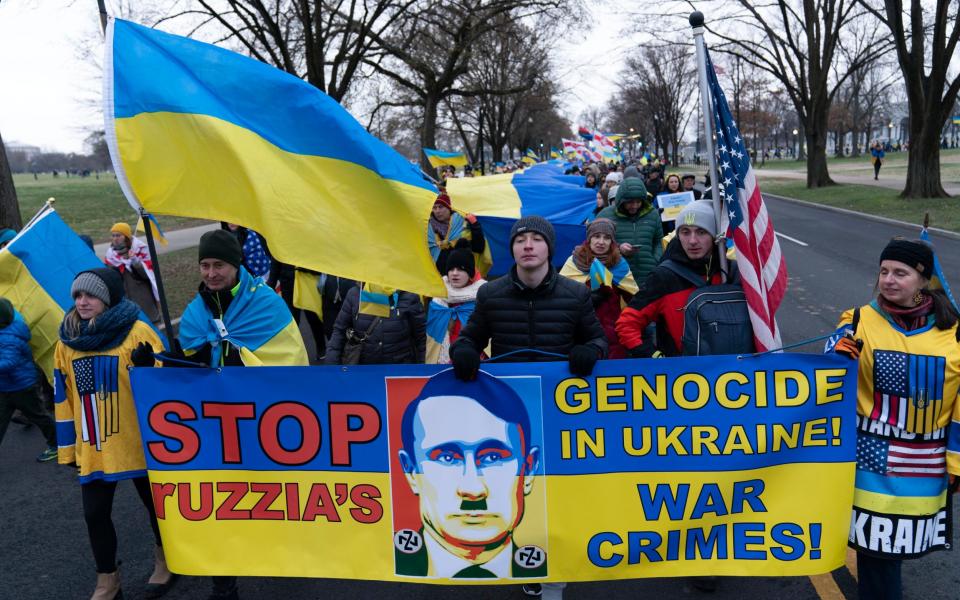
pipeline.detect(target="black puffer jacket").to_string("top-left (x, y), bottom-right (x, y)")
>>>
top-left (325, 287), bottom-right (425, 365)
top-left (450, 266), bottom-right (608, 362)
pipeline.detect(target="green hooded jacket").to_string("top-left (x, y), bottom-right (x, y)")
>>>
top-left (595, 178), bottom-right (664, 282)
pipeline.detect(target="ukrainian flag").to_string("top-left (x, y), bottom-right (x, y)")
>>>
top-left (423, 148), bottom-right (467, 169)
top-left (0, 207), bottom-right (110, 381)
top-left (522, 149), bottom-right (539, 164)
top-left (550, 147), bottom-right (561, 159)
top-left (920, 227), bottom-right (958, 312)
top-left (445, 162), bottom-right (595, 274)
top-left (105, 19), bottom-right (444, 297)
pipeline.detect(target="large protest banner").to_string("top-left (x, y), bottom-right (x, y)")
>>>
top-left (131, 354), bottom-right (856, 583)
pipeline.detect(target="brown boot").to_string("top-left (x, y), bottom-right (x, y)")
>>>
top-left (90, 570), bottom-right (121, 600)
top-left (145, 545), bottom-right (178, 599)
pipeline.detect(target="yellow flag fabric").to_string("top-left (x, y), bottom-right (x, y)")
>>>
top-left (105, 19), bottom-right (444, 297)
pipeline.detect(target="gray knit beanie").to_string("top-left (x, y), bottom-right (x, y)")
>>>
top-left (71, 268), bottom-right (124, 307)
top-left (510, 215), bottom-right (556, 258)
top-left (676, 200), bottom-right (718, 237)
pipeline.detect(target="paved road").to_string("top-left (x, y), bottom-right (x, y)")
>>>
top-left (93, 224), bottom-right (219, 261)
top-left (3, 198), bottom-right (960, 599)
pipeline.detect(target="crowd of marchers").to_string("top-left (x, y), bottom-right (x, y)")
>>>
top-left (0, 156), bottom-right (958, 600)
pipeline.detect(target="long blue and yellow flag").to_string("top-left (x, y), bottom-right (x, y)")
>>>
top-left (445, 162), bottom-right (596, 274)
top-left (105, 18), bottom-right (444, 297)
top-left (423, 148), bottom-right (468, 169)
top-left (0, 207), bottom-right (112, 381)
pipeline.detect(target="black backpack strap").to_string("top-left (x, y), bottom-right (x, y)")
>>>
top-left (659, 259), bottom-right (707, 289)
top-left (850, 307), bottom-right (861, 336)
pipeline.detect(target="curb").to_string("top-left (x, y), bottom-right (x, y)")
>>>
top-left (762, 193), bottom-right (960, 241)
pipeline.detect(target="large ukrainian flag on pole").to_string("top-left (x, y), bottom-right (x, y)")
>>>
top-left (0, 206), bottom-right (103, 382)
top-left (104, 19), bottom-right (444, 297)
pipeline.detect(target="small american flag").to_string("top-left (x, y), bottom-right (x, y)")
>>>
top-left (857, 434), bottom-right (946, 478)
top-left (705, 48), bottom-right (787, 352)
top-left (873, 350), bottom-right (946, 430)
top-left (73, 356), bottom-right (120, 451)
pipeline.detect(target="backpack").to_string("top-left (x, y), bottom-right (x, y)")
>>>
top-left (659, 259), bottom-right (755, 356)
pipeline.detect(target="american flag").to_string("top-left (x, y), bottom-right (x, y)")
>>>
top-left (873, 350), bottom-right (946, 431)
top-left (73, 356), bottom-right (120, 451)
top-left (705, 48), bottom-right (787, 352)
top-left (857, 434), bottom-right (946, 478)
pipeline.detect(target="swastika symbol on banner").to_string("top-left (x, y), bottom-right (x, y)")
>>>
top-left (514, 545), bottom-right (545, 568)
top-left (393, 529), bottom-right (422, 554)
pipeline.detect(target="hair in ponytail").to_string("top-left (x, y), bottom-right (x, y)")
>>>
top-left (929, 288), bottom-right (959, 330)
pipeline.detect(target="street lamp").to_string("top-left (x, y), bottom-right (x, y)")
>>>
top-left (888, 121), bottom-right (894, 143)
top-left (792, 128), bottom-right (798, 158)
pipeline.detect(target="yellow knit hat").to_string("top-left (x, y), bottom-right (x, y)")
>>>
top-left (110, 222), bottom-right (132, 238)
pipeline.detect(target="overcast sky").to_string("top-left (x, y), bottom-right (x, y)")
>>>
top-left (0, 0), bottom-right (639, 154)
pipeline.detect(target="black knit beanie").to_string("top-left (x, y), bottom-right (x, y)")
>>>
top-left (880, 239), bottom-right (934, 278)
top-left (198, 229), bottom-right (243, 268)
top-left (0, 297), bottom-right (13, 328)
top-left (445, 246), bottom-right (476, 279)
top-left (71, 268), bottom-right (125, 308)
top-left (510, 215), bottom-right (556, 258)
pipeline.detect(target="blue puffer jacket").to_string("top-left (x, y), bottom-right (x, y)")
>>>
top-left (0, 315), bottom-right (39, 392)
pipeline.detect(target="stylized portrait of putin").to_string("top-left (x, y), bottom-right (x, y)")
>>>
top-left (391, 369), bottom-right (547, 579)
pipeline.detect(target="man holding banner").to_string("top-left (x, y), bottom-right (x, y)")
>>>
top-left (450, 216), bottom-right (607, 599)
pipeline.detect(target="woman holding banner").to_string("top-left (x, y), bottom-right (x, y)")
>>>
top-left (54, 268), bottom-right (176, 600)
top-left (830, 238), bottom-right (960, 600)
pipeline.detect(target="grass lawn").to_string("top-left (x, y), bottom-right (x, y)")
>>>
top-left (754, 147), bottom-right (960, 180)
top-left (12, 172), bottom-right (207, 239)
top-left (760, 177), bottom-right (960, 232)
top-left (153, 246), bottom-right (202, 324)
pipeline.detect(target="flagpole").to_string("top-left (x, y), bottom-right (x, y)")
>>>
top-left (690, 11), bottom-right (729, 278)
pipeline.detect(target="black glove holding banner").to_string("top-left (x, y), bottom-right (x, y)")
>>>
top-left (130, 341), bottom-right (156, 367)
top-left (568, 344), bottom-right (599, 376)
top-left (450, 343), bottom-right (481, 381)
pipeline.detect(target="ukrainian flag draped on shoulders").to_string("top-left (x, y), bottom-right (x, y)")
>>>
top-left (179, 266), bottom-right (308, 366)
top-left (104, 18), bottom-right (443, 297)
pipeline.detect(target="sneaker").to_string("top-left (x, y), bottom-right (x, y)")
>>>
top-left (522, 584), bottom-right (542, 597)
top-left (36, 447), bottom-right (58, 462)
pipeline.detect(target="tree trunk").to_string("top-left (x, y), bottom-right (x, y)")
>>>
top-left (899, 83), bottom-right (950, 197)
top-left (804, 101), bottom-right (834, 187)
top-left (0, 129), bottom-right (21, 230)
top-left (419, 94), bottom-right (440, 173)
top-left (902, 117), bottom-right (948, 197)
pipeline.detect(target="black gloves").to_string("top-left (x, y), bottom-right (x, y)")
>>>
top-left (450, 343), bottom-right (481, 381)
top-left (590, 287), bottom-right (610, 308)
top-left (130, 342), bottom-right (156, 367)
top-left (569, 345), bottom-right (599, 376)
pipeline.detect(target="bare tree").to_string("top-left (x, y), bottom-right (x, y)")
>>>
top-left (612, 45), bottom-right (697, 164)
top-left (362, 0), bottom-right (569, 171)
top-left (858, 0), bottom-right (960, 197)
top-left (0, 129), bottom-right (22, 230)
top-left (160, 0), bottom-right (407, 103)
top-left (657, 1), bottom-right (888, 187)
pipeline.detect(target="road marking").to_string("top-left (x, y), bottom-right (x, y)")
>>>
top-left (809, 573), bottom-right (846, 599)
top-left (845, 547), bottom-right (858, 581)
top-left (775, 231), bottom-right (809, 246)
